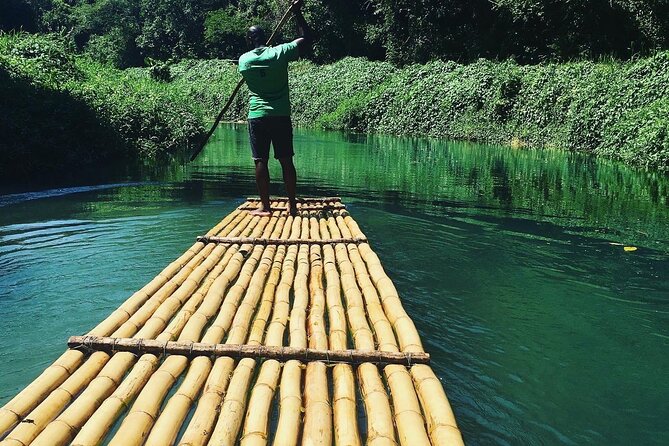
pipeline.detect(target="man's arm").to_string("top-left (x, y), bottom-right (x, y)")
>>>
top-left (291, 0), bottom-right (316, 56)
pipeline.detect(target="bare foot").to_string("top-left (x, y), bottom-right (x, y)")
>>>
top-left (248, 208), bottom-right (271, 217)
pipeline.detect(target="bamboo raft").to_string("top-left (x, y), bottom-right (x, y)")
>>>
top-left (0, 197), bottom-right (464, 446)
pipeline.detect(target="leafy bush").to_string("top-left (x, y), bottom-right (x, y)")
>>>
top-left (0, 33), bottom-right (205, 182)
top-left (204, 7), bottom-right (248, 59)
top-left (4, 32), bottom-right (669, 184)
top-left (0, 32), bottom-right (81, 83)
top-left (285, 54), bottom-right (669, 171)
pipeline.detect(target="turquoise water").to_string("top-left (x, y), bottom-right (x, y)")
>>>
top-left (1, 125), bottom-right (668, 445)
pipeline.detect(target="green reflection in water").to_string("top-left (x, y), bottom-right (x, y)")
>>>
top-left (193, 125), bottom-right (669, 251)
top-left (0, 124), bottom-right (667, 446)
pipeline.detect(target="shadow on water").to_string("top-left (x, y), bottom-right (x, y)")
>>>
top-left (1, 124), bottom-right (668, 445)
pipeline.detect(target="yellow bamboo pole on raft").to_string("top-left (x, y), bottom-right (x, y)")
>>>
top-left (269, 216), bottom-right (305, 446)
top-left (24, 212), bottom-right (248, 446)
top-left (319, 216), bottom-right (361, 446)
top-left (207, 212), bottom-right (304, 446)
top-left (61, 212), bottom-right (268, 446)
top-left (146, 214), bottom-right (292, 446)
top-left (4, 212), bottom-right (248, 446)
top-left (177, 212), bottom-right (302, 446)
top-left (299, 214), bottom-right (332, 446)
top-left (29, 230), bottom-right (245, 446)
top-left (325, 215), bottom-right (397, 446)
top-left (171, 212), bottom-right (292, 444)
top-left (176, 204), bottom-right (288, 446)
top-left (0, 205), bottom-right (235, 438)
top-left (104, 212), bottom-right (285, 446)
top-left (336, 210), bottom-right (464, 446)
top-left (239, 217), bottom-right (296, 446)
top-left (237, 215), bottom-right (310, 446)
top-left (210, 213), bottom-right (302, 445)
top-left (332, 212), bottom-right (431, 446)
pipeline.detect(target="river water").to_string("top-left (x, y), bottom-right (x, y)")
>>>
top-left (1, 125), bottom-right (668, 445)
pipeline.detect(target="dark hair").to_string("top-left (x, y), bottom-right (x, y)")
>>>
top-left (247, 26), bottom-right (266, 46)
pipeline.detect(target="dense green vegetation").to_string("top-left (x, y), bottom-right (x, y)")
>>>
top-left (2, 0), bottom-right (669, 180)
top-left (2, 0), bottom-right (669, 67)
top-left (298, 56), bottom-right (669, 170)
top-left (0, 33), bottom-right (204, 182)
top-left (1, 32), bottom-right (668, 182)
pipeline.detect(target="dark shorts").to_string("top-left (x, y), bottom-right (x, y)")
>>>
top-left (248, 116), bottom-right (294, 160)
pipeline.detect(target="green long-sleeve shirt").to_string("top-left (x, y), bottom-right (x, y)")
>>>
top-left (238, 41), bottom-right (299, 119)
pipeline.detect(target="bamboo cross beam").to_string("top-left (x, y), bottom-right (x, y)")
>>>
top-left (239, 203), bottom-right (348, 211)
top-left (196, 235), bottom-right (369, 246)
top-left (67, 336), bottom-right (430, 366)
top-left (245, 197), bottom-right (342, 203)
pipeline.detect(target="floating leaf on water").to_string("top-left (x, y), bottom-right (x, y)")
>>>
top-left (623, 246), bottom-right (638, 252)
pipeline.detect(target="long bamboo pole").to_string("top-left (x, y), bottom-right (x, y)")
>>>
top-left (238, 203), bottom-right (347, 212)
top-left (239, 217), bottom-right (294, 445)
top-left (177, 206), bottom-right (288, 446)
top-left (104, 212), bottom-right (284, 446)
top-left (0, 207), bottom-right (240, 438)
top-left (202, 214), bottom-right (287, 446)
top-left (177, 211), bottom-right (300, 446)
top-left (319, 217), bottom-right (361, 446)
top-left (270, 216), bottom-right (305, 446)
top-left (222, 213), bottom-right (300, 446)
top-left (299, 215), bottom-right (332, 446)
top-left (336, 210), bottom-right (465, 446)
top-left (146, 215), bottom-right (292, 446)
top-left (207, 211), bottom-right (296, 446)
top-left (61, 212), bottom-right (269, 446)
top-left (333, 212), bottom-right (431, 446)
top-left (325, 215), bottom-right (397, 446)
top-left (4, 215), bottom-right (248, 446)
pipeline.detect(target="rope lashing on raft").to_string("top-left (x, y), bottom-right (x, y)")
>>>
top-left (246, 197), bottom-right (342, 203)
top-left (238, 203), bottom-right (348, 211)
top-left (68, 336), bottom-right (430, 366)
top-left (196, 235), bottom-right (369, 246)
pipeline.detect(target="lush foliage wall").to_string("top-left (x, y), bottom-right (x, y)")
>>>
top-left (293, 56), bottom-right (669, 171)
top-left (0, 33), bottom-right (204, 182)
top-left (1, 33), bottom-right (668, 184)
top-left (3, 0), bottom-right (668, 68)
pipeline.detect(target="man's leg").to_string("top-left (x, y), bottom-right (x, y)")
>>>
top-left (278, 157), bottom-right (297, 215)
top-left (273, 117), bottom-right (297, 216)
top-left (251, 158), bottom-right (272, 216)
top-left (249, 118), bottom-right (272, 216)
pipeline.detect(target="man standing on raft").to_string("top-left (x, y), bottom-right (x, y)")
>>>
top-left (239, 0), bottom-right (314, 216)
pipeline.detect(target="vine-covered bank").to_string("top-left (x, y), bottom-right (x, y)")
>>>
top-left (1, 33), bottom-right (668, 183)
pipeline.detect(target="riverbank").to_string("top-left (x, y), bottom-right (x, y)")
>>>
top-left (156, 53), bottom-right (669, 172)
top-left (2, 33), bottom-right (668, 183)
top-left (289, 55), bottom-right (669, 172)
top-left (0, 33), bottom-right (206, 183)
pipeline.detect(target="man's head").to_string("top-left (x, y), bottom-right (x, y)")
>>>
top-left (247, 26), bottom-right (266, 49)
